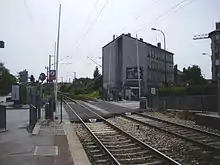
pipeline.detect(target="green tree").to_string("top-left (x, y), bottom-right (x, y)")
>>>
top-left (93, 67), bottom-right (102, 90)
top-left (0, 62), bottom-right (17, 95)
top-left (30, 75), bottom-right (35, 83)
top-left (183, 65), bottom-right (206, 85)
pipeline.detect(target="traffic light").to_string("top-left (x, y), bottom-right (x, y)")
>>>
top-left (0, 41), bottom-right (5, 48)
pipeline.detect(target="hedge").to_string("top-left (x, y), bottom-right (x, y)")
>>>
top-left (158, 84), bottom-right (217, 96)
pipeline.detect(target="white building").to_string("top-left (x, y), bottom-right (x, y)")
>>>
top-left (102, 33), bottom-right (174, 100)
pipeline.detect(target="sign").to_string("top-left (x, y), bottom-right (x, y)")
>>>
top-left (19, 70), bottom-right (28, 83)
top-left (151, 88), bottom-right (156, 95)
top-left (126, 67), bottom-right (143, 80)
top-left (49, 70), bottom-right (56, 81)
top-left (0, 41), bottom-right (5, 48)
top-left (39, 73), bottom-right (46, 82)
top-left (12, 85), bottom-right (20, 101)
top-left (216, 59), bottom-right (220, 66)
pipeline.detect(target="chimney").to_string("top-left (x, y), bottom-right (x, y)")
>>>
top-left (139, 38), bottom-right (143, 42)
top-left (113, 34), bottom-right (116, 40)
top-left (216, 22), bottom-right (220, 30)
top-left (127, 33), bottom-right (131, 37)
top-left (157, 42), bottom-right (161, 48)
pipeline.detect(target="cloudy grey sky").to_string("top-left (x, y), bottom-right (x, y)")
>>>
top-left (0, 0), bottom-right (219, 81)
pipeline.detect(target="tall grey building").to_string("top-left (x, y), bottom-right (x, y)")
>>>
top-left (102, 33), bottom-right (174, 100)
top-left (209, 22), bottom-right (220, 81)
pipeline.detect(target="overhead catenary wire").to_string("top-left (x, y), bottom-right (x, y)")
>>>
top-left (135, 0), bottom-right (196, 33)
top-left (74, 0), bottom-right (110, 53)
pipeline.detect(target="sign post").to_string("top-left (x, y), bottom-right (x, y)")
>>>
top-left (49, 70), bottom-right (56, 82)
top-left (218, 73), bottom-right (220, 115)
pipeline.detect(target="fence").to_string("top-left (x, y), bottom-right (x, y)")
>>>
top-left (0, 105), bottom-right (6, 131)
top-left (153, 95), bottom-right (217, 112)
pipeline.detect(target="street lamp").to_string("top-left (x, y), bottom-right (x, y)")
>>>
top-left (202, 53), bottom-right (212, 57)
top-left (151, 28), bottom-right (167, 86)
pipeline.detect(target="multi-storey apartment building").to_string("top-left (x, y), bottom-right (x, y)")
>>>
top-left (102, 33), bottom-right (174, 100)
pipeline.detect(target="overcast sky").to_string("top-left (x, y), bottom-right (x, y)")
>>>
top-left (0, 0), bottom-right (219, 81)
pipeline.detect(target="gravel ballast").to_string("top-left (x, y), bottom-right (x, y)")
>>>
top-left (108, 116), bottom-right (217, 165)
top-left (144, 112), bottom-right (220, 134)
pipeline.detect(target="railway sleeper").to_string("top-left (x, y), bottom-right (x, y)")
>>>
top-left (109, 146), bottom-right (143, 153)
top-left (117, 155), bottom-right (161, 164)
top-left (105, 143), bottom-right (136, 148)
top-left (102, 139), bottom-right (131, 145)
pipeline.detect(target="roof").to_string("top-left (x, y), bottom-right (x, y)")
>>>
top-left (177, 69), bottom-right (184, 75)
top-left (208, 29), bottom-right (220, 37)
top-left (102, 33), bottom-right (174, 55)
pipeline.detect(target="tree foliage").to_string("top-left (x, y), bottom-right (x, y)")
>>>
top-left (183, 65), bottom-right (206, 85)
top-left (30, 75), bottom-right (35, 83)
top-left (0, 62), bottom-right (17, 95)
top-left (93, 66), bottom-right (102, 90)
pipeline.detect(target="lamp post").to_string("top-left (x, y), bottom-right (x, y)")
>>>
top-left (151, 28), bottom-right (167, 86)
top-left (202, 53), bottom-right (211, 57)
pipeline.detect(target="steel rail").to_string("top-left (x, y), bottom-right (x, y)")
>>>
top-left (135, 112), bottom-right (220, 138)
top-left (63, 95), bottom-right (181, 165)
top-left (63, 98), bottom-right (121, 165)
top-left (123, 113), bottom-right (220, 152)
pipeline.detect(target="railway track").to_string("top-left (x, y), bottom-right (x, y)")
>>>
top-left (123, 112), bottom-right (220, 154)
top-left (63, 96), bottom-right (181, 165)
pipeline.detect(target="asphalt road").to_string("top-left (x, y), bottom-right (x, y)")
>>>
top-left (64, 100), bottom-right (144, 122)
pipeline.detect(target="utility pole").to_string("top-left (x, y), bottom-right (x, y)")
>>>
top-left (49, 55), bottom-right (52, 79)
top-left (108, 51), bottom-right (111, 100)
top-left (45, 66), bottom-right (49, 83)
top-left (55, 4), bottom-right (61, 110)
top-left (151, 28), bottom-right (167, 86)
top-left (218, 73), bottom-right (220, 115)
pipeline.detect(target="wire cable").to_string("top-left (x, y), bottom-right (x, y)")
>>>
top-left (135, 0), bottom-right (196, 33)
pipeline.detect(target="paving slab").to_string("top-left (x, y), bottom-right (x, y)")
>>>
top-left (0, 107), bottom-right (75, 165)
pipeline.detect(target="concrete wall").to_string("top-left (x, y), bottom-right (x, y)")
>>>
top-left (154, 95), bottom-right (217, 112)
top-left (122, 35), bottom-right (149, 94)
top-left (102, 34), bottom-right (174, 99)
top-left (102, 41), bottom-right (117, 89)
top-left (0, 96), bottom-right (6, 103)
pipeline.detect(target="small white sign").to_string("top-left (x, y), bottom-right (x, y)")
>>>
top-left (151, 88), bottom-right (156, 95)
top-left (215, 59), bottom-right (220, 66)
top-left (12, 85), bottom-right (20, 101)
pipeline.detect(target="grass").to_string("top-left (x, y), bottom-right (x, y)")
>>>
top-left (78, 90), bottom-right (100, 99)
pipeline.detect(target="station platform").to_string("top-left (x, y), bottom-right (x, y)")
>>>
top-left (195, 112), bottom-right (220, 130)
top-left (0, 104), bottom-right (91, 165)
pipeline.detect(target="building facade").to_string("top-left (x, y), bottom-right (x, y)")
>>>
top-left (102, 33), bottom-right (174, 100)
top-left (209, 22), bottom-right (220, 81)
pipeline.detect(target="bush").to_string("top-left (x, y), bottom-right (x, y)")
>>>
top-left (158, 87), bottom-right (186, 96)
top-left (158, 84), bottom-right (217, 96)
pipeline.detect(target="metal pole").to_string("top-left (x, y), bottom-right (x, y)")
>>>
top-left (60, 96), bottom-right (63, 123)
top-left (151, 28), bottom-right (167, 86)
top-left (108, 51), bottom-right (111, 100)
top-left (49, 55), bottom-right (51, 82)
top-left (162, 31), bottom-right (167, 86)
top-left (218, 76), bottom-right (220, 115)
top-left (46, 66), bottom-right (49, 83)
top-left (54, 42), bottom-right (56, 71)
top-left (136, 34), bottom-right (141, 99)
top-left (55, 4), bottom-right (61, 111)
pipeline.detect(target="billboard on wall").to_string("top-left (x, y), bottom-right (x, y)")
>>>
top-left (126, 67), bottom-right (143, 80)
